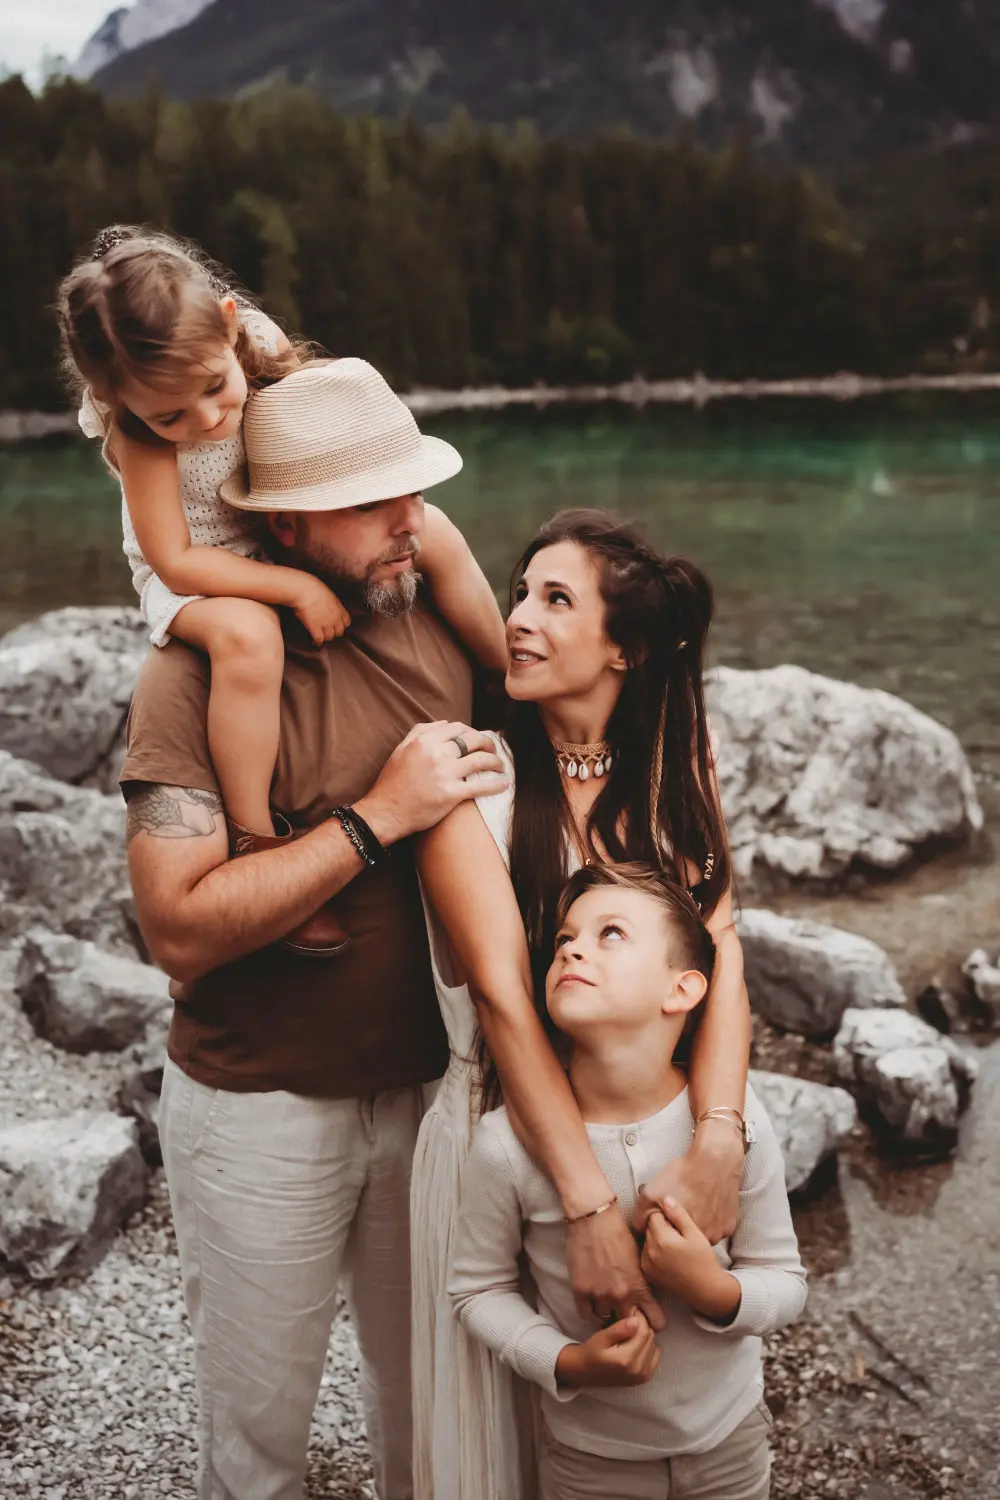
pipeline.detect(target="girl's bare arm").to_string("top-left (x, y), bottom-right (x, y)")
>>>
top-left (417, 800), bottom-right (665, 1329)
top-left (115, 434), bottom-right (319, 607)
top-left (418, 504), bottom-right (507, 670)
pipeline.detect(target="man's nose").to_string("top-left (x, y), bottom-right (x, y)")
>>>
top-left (389, 492), bottom-right (424, 535)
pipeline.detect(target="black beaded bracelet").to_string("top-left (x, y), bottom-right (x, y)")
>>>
top-left (329, 805), bottom-right (388, 868)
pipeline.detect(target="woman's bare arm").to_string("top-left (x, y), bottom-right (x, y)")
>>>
top-left (637, 885), bottom-right (750, 1242)
top-left (417, 505), bottom-right (507, 671)
top-left (417, 800), bottom-right (665, 1329)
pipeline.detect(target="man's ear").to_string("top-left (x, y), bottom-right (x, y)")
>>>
top-left (664, 968), bottom-right (708, 1016)
top-left (220, 296), bottom-right (239, 344)
top-left (266, 511), bottom-right (297, 550)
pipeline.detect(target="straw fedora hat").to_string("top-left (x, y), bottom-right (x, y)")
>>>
top-left (219, 358), bottom-right (462, 511)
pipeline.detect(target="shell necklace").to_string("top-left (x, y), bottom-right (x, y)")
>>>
top-left (553, 739), bottom-right (614, 783)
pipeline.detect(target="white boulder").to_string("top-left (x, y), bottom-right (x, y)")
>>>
top-left (16, 931), bottom-right (169, 1053)
top-left (708, 665), bottom-right (982, 889)
top-left (0, 752), bottom-right (136, 955)
top-left (119, 1026), bottom-right (168, 1164)
top-left (0, 1112), bottom-right (146, 1280)
top-left (750, 1069), bottom-right (857, 1192)
top-left (960, 947), bottom-right (1000, 1023)
top-left (833, 1007), bottom-right (978, 1143)
top-left (0, 607), bottom-right (147, 792)
top-left (739, 907), bottom-right (905, 1038)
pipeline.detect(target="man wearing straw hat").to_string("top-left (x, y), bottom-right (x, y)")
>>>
top-left (120, 359), bottom-right (506, 1500)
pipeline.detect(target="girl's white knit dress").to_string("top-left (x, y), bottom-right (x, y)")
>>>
top-left (78, 308), bottom-right (280, 646)
top-left (413, 741), bottom-right (572, 1500)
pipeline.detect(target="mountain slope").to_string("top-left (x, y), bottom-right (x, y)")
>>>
top-left (91, 0), bottom-right (1000, 162)
top-left (74, 0), bottom-right (214, 80)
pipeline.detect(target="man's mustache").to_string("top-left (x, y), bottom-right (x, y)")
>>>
top-left (371, 535), bottom-right (421, 570)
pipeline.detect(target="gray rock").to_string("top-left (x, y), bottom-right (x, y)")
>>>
top-left (0, 606), bottom-right (147, 791)
top-left (739, 908), bottom-right (906, 1038)
top-left (15, 931), bottom-right (169, 1053)
top-left (119, 1026), bottom-right (168, 1164)
top-left (915, 978), bottom-right (970, 1035)
top-left (0, 1111), bottom-right (146, 1280)
top-left (0, 751), bottom-right (136, 955)
top-left (749, 1070), bottom-right (857, 1192)
top-left (833, 1007), bottom-right (979, 1143)
top-left (708, 665), bottom-right (982, 890)
top-left (960, 947), bottom-right (1000, 1023)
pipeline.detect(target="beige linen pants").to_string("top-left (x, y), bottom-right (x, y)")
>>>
top-left (539, 1404), bottom-right (772, 1500)
top-left (160, 1056), bottom-right (428, 1500)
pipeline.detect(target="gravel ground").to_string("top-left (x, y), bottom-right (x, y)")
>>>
top-left (1, 965), bottom-right (996, 1500)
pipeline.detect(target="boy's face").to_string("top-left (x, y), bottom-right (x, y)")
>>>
top-left (546, 887), bottom-right (706, 1039)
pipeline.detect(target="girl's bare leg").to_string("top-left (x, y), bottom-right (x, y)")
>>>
top-left (170, 597), bottom-right (284, 836)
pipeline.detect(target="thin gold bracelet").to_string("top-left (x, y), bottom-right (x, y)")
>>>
top-left (564, 1194), bottom-right (618, 1227)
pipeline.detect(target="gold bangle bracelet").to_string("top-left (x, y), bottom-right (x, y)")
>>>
top-left (564, 1194), bottom-right (618, 1226)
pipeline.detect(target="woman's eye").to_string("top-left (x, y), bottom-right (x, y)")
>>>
top-left (514, 584), bottom-right (527, 602)
top-left (554, 933), bottom-right (571, 948)
top-left (159, 413), bottom-right (180, 427)
top-left (548, 590), bottom-right (571, 606)
top-left (601, 925), bottom-right (625, 941)
top-left (207, 380), bottom-right (225, 395)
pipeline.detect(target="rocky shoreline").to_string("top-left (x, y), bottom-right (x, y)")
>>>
top-left (5, 368), bottom-right (1000, 444)
top-left (0, 606), bottom-right (996, 1497)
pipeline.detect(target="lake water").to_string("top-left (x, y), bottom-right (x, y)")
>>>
top-left (4, 397), bottom-right (1000, 806)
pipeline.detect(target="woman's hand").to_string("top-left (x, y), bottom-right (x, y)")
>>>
top-left (635, 1118), bottom-right (743, 1244)
top-left (640, 1198), bottom-right (741, 1323)
top-left (566, 1206), bottom-right (666, 1331)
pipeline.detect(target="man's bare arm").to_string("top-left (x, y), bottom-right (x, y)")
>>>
top-left (126, 722), bottom-right (506, 982)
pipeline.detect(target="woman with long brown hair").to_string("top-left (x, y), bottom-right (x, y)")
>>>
top-left (412, 509), bottom-right (752, 1499)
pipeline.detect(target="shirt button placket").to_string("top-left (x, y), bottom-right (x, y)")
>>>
top-left (622, 1128), bottom-right (648, 1188)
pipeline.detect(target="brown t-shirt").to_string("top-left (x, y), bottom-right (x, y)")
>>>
top-left (121, 598), bottom-right (472, 1098)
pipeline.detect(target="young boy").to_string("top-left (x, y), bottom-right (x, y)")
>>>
top-left (448, 862), bottom-right (807, 1500)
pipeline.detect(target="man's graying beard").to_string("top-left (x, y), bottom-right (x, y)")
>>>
top-left (285, 525), bottom-right (421, 618)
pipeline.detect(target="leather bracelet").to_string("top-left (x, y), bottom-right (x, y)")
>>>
top-left (329, 806), bottom-right (387, 868)
top-left (342, 805), bottom-right (389, 865)
top-left (564, 1194), bottom-right (618, 1227)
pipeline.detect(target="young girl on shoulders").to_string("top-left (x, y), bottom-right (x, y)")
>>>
top-left (57, 225), bottom-right (504, 838)
top-left (450, 862), bottom-right (807, 1500)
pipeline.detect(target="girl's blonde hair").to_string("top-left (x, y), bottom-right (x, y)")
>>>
top-left (56, 224), bottom-right (307, 445)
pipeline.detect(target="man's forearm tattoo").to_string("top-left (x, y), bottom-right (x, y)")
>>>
top-left (126, 784), bottom-right (223, 845)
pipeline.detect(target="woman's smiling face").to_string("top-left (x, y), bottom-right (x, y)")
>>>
top-left (505, 540), bottom-right (626, 704)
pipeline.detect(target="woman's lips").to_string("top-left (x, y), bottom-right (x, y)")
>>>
top-left (508, 648), bottom-right (546, 666)
top-left (556, 972), bottom-right (595, 989)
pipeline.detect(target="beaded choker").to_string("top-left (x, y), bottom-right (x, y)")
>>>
top-left (554, 740), bottom-right (614, 783)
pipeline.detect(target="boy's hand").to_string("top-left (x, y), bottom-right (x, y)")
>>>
top-left (640, 1197), bottom-right (741, 1323)
top-left (290, 575), bottom-right (351, 644)
top-left (554, 1309), bottom-right (661, 1390)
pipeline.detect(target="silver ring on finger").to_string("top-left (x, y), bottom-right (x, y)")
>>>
top-left (450, 734), bottom-right (470, 758)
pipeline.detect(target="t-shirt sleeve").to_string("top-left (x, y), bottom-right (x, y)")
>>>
top-left (119, 643), bottom-right (218, 799)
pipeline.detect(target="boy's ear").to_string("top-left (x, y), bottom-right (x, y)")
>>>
top-left (664, 968), bottom-right (708, 1015)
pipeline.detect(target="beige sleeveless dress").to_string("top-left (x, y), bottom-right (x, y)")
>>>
top-left (413, 743), bottom-right (562, 1500)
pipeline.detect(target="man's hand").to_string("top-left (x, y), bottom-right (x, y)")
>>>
top-left (566, 1205), bottom-right (666, 1332)
top-left (640, 1198), bottom-right (741, 1323)
top-left (555, 1310), bottom-right (661, 1390)
top-left (356, 721), bottom-right (506, 846)
top-left (635, 1120), bottom-right (743, 1244)
top-left (289, 575), bottom-right (351, 644)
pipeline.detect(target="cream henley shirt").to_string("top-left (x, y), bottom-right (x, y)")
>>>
top-left (448, 1083), bottom-right (807, 1460)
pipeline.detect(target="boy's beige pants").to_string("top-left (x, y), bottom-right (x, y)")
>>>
top-left (539, 1403), bottom-right (773, 1500)
top-left (160, 1056), bottom-right (427, 1500)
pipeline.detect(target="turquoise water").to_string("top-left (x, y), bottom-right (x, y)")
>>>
top-left (3, 396), bottom-right (1000, 793)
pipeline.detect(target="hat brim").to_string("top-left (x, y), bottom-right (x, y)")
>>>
top-left (219, 434), bottom-right (463, 512)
